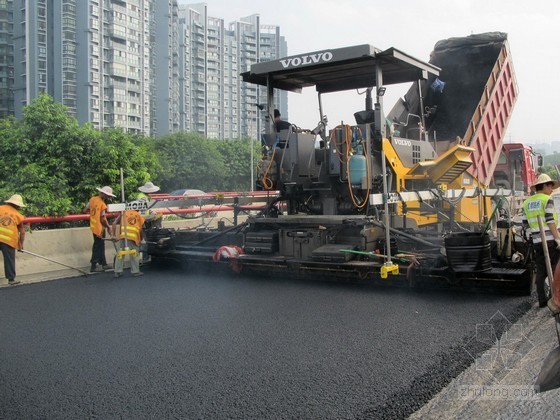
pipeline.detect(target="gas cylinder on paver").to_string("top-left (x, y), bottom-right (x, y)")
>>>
top-left (349, 151), bottom-right (367, 186)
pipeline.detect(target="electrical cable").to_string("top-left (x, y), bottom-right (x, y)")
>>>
top-left (261, 147), bottom-right (277, 190)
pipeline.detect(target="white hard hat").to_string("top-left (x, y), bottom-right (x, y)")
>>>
top-left (96, 186), bottom-right (116, 197)
top-left (138, 181), bottom-right (160, 193)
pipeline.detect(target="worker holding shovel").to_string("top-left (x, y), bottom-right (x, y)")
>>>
top-left (522, 174), bottom-right (560, 309)
top-left (0, 194), bottom-right (26, 285)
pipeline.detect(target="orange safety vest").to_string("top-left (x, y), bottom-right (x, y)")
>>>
top-left (0, 204), bottom-right (25, 249)
top-left (118, 210), bottom-right (145, 246)
top-left (89, 195), bottom-right (107, 237)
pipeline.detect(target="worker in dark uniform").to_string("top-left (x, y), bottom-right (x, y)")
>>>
top-left (522, 174), bottom-right (560, 309)
top-left (274, 109), bottom-right (293, 132)
top-left (0, 194), bottom-right (26, 285)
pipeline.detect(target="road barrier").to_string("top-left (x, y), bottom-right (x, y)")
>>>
top-left (1, 191), bottom-right (276, 284)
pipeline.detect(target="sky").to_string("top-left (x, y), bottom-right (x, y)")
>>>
top-left (180, 0), bottom-right (560, 144)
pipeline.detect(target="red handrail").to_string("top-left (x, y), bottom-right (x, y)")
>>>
top-left (24, 214), bottom-right (91, 224)
top-left (23, 204), bottom-right (268, 225)
top-left (23, 190), bottom-right (278, 224)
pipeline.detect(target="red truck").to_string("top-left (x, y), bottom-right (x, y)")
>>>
top-left (493, 143), bottom-right (542, 195)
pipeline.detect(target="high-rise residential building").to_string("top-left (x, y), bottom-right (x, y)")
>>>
top-left (12, 0), bottom-right (78, 118)
top-left (206, 15), bottom-right (225, 139)
top-left (178, 3), bottom-right (207, 136)
top-left (152, 1), bottom-right (180, 136)
top-left (88, 0), bottom-right (152, 133)
top-left (12, 0), bottom-right (152, 133)
top-left (177, 4), bottom-right (287, 140)
top-left (0, 0), bottom-right (14, 118)
top-left (5, 1), bottom-right (287, 139)
top-left (222, 30), bottom-right (239, 139)
top-left (229, 14), bottom-right (288, 140)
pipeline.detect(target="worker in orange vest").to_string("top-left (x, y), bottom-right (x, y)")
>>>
top-left (84, 186), bottom-right (116, 273)
top-left (0, 194), bottom-right (26, 285)
top-left (111, 207), bottom-right (145, 278)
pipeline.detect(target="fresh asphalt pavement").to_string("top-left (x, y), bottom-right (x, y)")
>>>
top-left (0, 266), bottom-right (532, 419)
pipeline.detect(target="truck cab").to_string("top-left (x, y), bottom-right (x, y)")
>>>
top-left (493, 143), bottom-right (541, 195)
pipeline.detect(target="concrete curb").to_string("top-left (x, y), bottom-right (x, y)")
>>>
top-left (0, 227), bottom-right (111, 283)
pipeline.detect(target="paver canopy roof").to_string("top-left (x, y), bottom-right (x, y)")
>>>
top-left (241, 44), bottom-right (440, 93)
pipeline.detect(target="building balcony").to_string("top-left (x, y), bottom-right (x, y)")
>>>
top-left (105, 54), bottom-right (127, 64)
top-left (127, 83), bottom-right (141, 93)
top-left (127, 120), bottom-right (142, 129)
top-left (107, 80), bottom-right (127, 90)
top-left (107, 25), bottom-right (127, 40)
top-left (106, 64), bottom-right (127, 76)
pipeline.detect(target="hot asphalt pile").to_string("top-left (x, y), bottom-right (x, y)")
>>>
top-left (0, 268), bottom-right (531, 419)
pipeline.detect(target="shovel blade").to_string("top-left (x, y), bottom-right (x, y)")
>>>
top-left (535, 346), bottom-right (560, 393)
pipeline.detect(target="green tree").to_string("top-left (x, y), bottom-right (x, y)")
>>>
top-left (154, 132), bottom-right (226, 192)
top-left (216, 137), bottom-right (259, 191)
top-left (540, 164), bottom-right (560, 182)
top-left (93, 129), bottom-right (160, 201)
top-left (0, 94), bottom-right (263, 217)
top-left (0, 95), bottom-right (159, 215)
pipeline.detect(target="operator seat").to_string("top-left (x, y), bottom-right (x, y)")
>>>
top-left (353, 110), bottom-right (382, 151)
top-left (354, 110), bottom-right (375, 125)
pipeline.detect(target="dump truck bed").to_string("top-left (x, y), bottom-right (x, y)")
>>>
top-left (388, 32), bottom-right (518, 186)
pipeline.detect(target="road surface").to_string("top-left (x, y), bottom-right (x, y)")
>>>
top-left (0, 267), bottom-right (531, 419)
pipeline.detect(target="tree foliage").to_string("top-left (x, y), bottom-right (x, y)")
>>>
top-left (0, 95), bottom-right (159, 215)
top-left (154, 133), bottom-right (258, 193)
top-left (0, 95), bottom-right (259, 217)
top-left (216, 137), bottom-right (258, 192)
top-left (540, 165), bottom-right (560, 182)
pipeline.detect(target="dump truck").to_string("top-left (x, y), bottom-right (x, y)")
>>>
top-left (146, 32), bottom-right (535, 293)
top-left (494, 143), bottom-right (541, 195)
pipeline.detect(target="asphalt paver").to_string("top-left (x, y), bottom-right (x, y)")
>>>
top-left (0, 268), bottom-right (531, 419)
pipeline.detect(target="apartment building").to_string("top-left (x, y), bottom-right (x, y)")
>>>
top-left (11, 0), bottom-right (152, 133)
top-left (228, 14), bottom-right (288, 140)
top-left (78, 0), bottom-right (152, 133)
top-left (177, 3), bottom-right (287, 139)
top-left (12, 0), bottom-right (78, 118)
top-left (5, 0), bottom-right (287, 139)
top-left (178, 3), bottom-right (206, 136)
top-left (152, 1), bottom-right (180, 136)
top-left (0, 0), bottom-right (13, 118)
